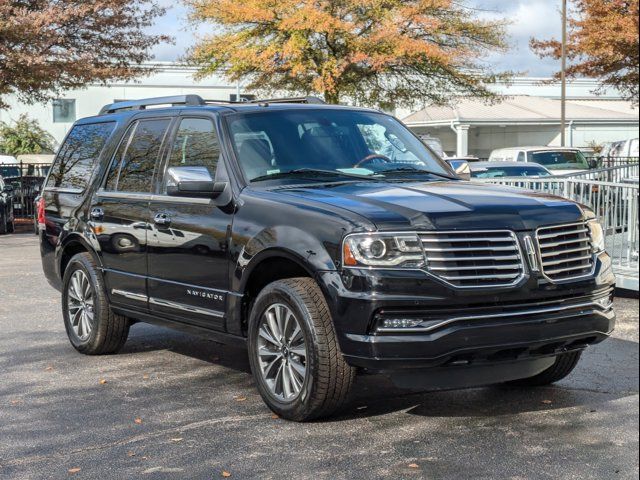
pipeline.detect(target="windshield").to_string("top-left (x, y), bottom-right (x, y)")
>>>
top-left (529, 151), bottom-right (589, 170)
top-left (471, 166), bottom-right (552, 178)
top-left (0, 166), bottom-right (20, 178)
top-left (226, 109), bottom-right (451, 182)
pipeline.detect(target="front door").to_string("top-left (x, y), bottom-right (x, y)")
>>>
top-left (92, 117), bottom-right (172, 310)
top-left (147, 115), bottom-right (232, 331)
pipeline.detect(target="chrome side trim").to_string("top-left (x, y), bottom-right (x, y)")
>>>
top-left (149, 194), bottom-right (213, 205)
top-left (95, 189), bottom-right (213, 205)
top-left (111, 289), bottom-right (148, 302)
top-left (149, 297), bottom-right (224, 318)
top-left (376, 300), bottom-right (611, 333)
top-left (96, 189), bottom-right (151, 200)
top-left (43, 187), bottom-right (84, 195)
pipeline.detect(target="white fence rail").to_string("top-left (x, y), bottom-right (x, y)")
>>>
top-left (556, 163), bottom-right (639, 184)
top-left (479, 169), bottom-right (639, 290)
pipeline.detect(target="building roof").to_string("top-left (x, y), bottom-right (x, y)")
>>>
top-left (403, 95), bottom-right (639, 126)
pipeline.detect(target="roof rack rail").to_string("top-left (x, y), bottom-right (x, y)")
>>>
top-left (99, 95), bottom-right (205, 115)
top-left (250, 96), bottom-right (326, 105)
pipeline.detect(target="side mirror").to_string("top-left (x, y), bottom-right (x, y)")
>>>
top-left (446, 160), bottom-right (471, 181)
top-left (166, 166), bottom-right (227, 198)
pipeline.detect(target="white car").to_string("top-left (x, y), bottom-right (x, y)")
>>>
top-left (601, 138), bottom-right (639, 158)
top-left (488, 147), bottom-right (592, 175)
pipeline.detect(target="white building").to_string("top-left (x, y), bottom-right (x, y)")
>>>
top-left (0, 63), bottom-right (245, 145)
top-left (403, 95), bottom-right (639, 158)
top-left (1, 62), bottom-right (638, 154)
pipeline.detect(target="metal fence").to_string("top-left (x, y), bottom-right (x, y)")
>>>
top-left (0, 162), bottom-right (50, 220)
top-left (478, 168), bottom-right (639, 289)
top-left (593, 156), bottom-right (640, 168)
top-left (555, 162), bottom-right (639, 183)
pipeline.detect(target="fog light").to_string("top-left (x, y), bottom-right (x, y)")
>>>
top-left (381, 318), bottom-right (423, 329)
top-left (595, 295), bottom-right (613, 309)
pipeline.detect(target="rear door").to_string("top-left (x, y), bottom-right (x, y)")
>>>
top-left (146, 114), bottom-right (232, 331)
top-left (90, 116), bottom-right (173, 310)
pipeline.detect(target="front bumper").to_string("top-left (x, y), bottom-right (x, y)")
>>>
top-left (317, 252), bottom-right (616, 372)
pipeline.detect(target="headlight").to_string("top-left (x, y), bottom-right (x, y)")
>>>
top-left (342, 233), bottom-right (425, 268)
top-left (587, 219), bottom-right (605, 253)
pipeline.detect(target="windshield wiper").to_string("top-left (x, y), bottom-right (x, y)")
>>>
top-left (251, 168), bottom-right (379, 183)
top-left (378, 167), bottom-right (457, 180)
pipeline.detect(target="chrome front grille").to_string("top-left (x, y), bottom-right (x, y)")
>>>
top-left (536, 222), bottom-right (594, 281)
top-left (419, 230), bottom-right (524, 288)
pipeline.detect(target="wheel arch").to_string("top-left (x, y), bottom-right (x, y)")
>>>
top-left (57, 234), bottom-right (103, 280)
top-left (234, 248), bottom-right (326, 335)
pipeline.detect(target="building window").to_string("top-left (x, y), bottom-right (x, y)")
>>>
top-left (52, 99), bottom-right (76, 123)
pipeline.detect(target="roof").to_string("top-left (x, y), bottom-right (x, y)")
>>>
top-left (471, 161), bottom-right (550, 169)
top-left (403, 95), bottom-right (639, 126)
top-left (79, 99), bottom-right (379, 124)
top-left (491, 146), bottom-right (581, 153)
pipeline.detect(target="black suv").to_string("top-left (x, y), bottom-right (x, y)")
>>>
top-left (39, 95), bottom-right (615, 421)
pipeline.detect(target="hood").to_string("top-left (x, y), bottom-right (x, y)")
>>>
top-left (275, 180), bottom-right (586, 231)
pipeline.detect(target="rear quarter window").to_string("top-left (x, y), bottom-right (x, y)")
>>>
top-left (46, 122), bottom-right (116, 191)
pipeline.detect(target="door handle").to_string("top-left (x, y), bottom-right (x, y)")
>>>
top-left (90, 207), bottom-right (104, 221)
top-left (154, 213), bottom-right (171, 226)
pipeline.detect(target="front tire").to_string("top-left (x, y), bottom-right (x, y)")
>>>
top-left (62, 252), bottom-right (130, 355)
top-left (248, 278), bottom-right (355, 421)
top-left (506, 351), bottom-right (582, 386)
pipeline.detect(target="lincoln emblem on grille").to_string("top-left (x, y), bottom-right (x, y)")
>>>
top-left (524, 236), bottom-right (540, 272)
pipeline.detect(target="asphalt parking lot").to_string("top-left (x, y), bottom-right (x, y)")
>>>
top-left (0, 232), bottom-right (638, 480)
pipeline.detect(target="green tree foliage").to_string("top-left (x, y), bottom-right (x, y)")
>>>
top-left (0, 115), bottom-right (56, 155)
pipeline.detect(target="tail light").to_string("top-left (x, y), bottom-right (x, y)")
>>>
top-left (37, 196), bottom-right (46, 228)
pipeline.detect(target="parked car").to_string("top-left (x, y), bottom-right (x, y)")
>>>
top-left (488, 147), bottom-right (593, 175)
top-left (0, 175), bottom-right (15, 234)
top-left (470, 161), bottom-right (553, 179)
top-left (39, 95), bottom-right (615, 421)
top-left (600, 138), bottom-right (639, 158)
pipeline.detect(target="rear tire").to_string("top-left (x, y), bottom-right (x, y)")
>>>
top-left (248, 278), bottom-right (355, 421)
top-left (506, 351), bottom-right (582, 386)
top-left (62, 252), bottom-right (130, 355)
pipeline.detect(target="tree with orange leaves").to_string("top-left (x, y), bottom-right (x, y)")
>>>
top-left (531, 0), bottom-right (639, 104)
top-left (186, 0), bottom-right (509, 107)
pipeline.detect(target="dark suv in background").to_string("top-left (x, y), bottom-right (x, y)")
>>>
top-left (0, 175), bottom-right (15, 234)
top-left (39, 95), bottom-right (616, 421)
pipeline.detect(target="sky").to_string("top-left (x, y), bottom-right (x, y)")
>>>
top-left (147, 0), bottom-right (564, 77)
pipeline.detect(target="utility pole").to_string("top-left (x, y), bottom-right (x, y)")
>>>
top-left (560, 0), bottom-right (567, 146)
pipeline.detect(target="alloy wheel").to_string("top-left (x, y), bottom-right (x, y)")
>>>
top-left (67, 270), bottom-right (95, 341)
top-left (256, 303), bottom-right (308, 402)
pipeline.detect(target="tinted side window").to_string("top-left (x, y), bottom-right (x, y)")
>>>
top-left (167, 118), bottom-right (220, 177)
top-left (46, 122), bottom-right (115, 190)
top-left (517, 151), bottom-right (526, 162)
top-left (105, 123), bottom-right (136, 191)
top-left (105, 119), bottom-right (170, 193)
